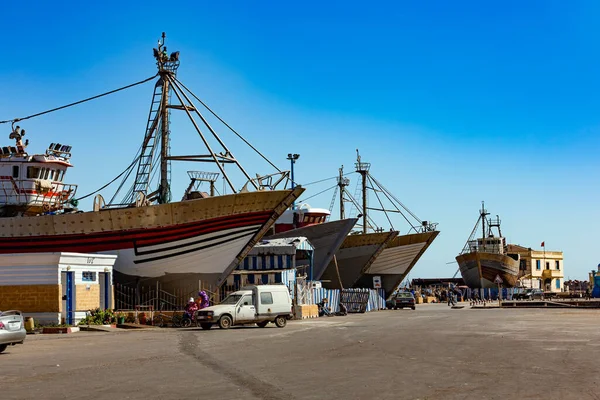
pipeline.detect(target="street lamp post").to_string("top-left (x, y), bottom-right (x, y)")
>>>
top-left (287, 153), bottom-right (300, 209)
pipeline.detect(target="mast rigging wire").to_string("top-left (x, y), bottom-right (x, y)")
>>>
top-left (0, 74), bottom-right (159, 125)
top-left (173, 77), bottom-right (281, 174)
top-left (74, 156), bottom-right (140, 202)
top-left (295, 184), bottom-right (338, 204)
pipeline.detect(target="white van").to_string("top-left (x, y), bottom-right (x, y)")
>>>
top-left (196, 284), bottom-right (293, 330)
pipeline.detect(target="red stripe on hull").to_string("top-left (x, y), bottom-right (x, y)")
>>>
top-left (0, 211), bottom-right (272, 254)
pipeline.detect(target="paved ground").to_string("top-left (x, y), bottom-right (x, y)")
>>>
top-left (2, 304), bottom-right (600, 400)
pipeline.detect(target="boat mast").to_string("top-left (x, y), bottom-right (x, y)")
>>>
top-left (159, 43), bottom-right (171, 204)
top-left (337, 165), bottom-right (349, 219)
top-left (355, 149), bottom-right (370, 234)
top-left (480, 201), bottom-right (489, 251)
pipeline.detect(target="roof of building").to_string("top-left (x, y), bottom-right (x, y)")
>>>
top-left (248, 237), bottom-right (314, 256)
top-left (411, 278), bottom-right (465, 286)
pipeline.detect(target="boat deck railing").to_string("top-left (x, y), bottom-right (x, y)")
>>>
top-left (0, 179), bottom-right (78, 212)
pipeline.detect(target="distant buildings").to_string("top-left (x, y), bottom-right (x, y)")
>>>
top-left (564, 280), bottom-right (589, 293)
top-left (507, 244), bottom-right (564, 292)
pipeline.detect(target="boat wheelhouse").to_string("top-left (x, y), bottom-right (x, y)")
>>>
top-left (0, 129), bottom-right (76, 217)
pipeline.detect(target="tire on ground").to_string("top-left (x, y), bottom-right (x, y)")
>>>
top-left (219, 315), bottom-right (233, 329)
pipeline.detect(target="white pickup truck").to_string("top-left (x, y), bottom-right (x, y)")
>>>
top-left (196, 284), bottom-right (293, 330)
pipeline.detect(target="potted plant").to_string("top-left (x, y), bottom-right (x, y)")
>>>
top-left (116, 312), bottom-right (125, 325)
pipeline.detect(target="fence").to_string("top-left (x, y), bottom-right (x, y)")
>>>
top-left (114, 281), bottom-right (217, 312)
top-left (311, 288), bottom-right (385, 313)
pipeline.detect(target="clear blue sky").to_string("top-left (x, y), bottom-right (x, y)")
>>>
top-left (2, 1), bottom-right (599, 280)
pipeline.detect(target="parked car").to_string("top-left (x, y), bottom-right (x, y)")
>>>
top-left (196, 285), bottom-right (292, 330)
top-left (386, 292), bottom-right (416, 310)
top-left (0, 310), bottom-right (27, 353)
top-left (514, 289), bottom-right (544, 300)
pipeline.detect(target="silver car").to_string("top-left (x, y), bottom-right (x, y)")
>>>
top-left (0, 310), bottom-right (27, 353)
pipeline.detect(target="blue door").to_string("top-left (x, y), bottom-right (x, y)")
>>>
top-left (66, 271), bottom-right (74, 325)
top-left (104, 272), bottom-right (110, 309)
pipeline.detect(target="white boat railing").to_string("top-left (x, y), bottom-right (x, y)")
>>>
top-left (0, 178), bottom-right (78, 212)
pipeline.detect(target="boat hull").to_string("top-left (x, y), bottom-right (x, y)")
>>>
top-left (320, 231), bottom-right (398, 289)
top-left (265, 218), bottom-right (358, 280)
top-left (0, 188), bottom-right (303, 285)
top-left (354, 230), bottom-right (439, 295)
top-left (455, 252), bottom-right (519, 288)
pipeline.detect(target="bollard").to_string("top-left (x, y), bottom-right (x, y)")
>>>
top-left (24, 317), bottom-right (35, 332)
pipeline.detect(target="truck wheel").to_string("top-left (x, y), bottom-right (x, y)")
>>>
top-left (0, 344), bottom-right (7, 354)
top-left (256, 321), bottom-right (269, 328)
top-left (219, 315), bottom-right (232, 329)
top-left (274, 316), bottom-right (287, 328)
top-left (200, 323), bottom-right (212, 330)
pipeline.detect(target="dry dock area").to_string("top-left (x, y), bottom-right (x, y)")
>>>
top-left (2, 304), bottom-right (599, 400)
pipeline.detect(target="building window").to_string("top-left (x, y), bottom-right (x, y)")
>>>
top-left (536, 260), bottom-right (541, 270)
top-left (260, 292), bottom-right (273, 305)
top-left (82, 271), bottom-right (96, 282)
top-left (545, 262), bottom-right (550, 270)
top-left (555, 279), bottom-right (561, 289)
top-left (555, 261), bottom-right (560, 270)
top-left (519, 260), bottom-right (527, 271)
top-left (12, 166), bottom-right (19, 178)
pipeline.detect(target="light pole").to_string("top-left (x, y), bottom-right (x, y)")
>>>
top-left (287, 153), bottom-right (300, 209)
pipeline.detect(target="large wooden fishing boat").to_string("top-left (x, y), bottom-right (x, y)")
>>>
top-left (455, 203), bottom-right (519, 288)
top-left (320, 154), bottom-right (439, 293)
top-left (354, 230), bottom-right (440, 294)
top-left (0, 34), bottom-right (302, 287)
top-left (265, 205), bottom-right (358, 281)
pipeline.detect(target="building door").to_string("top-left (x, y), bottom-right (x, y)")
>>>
top-left (100, 272), bottom-right (112, 309)
top-left (65, 271), bottom-right (74, 325)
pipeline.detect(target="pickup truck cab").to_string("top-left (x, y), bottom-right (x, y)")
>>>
top-left (197, 285), bottom-right (292, 330)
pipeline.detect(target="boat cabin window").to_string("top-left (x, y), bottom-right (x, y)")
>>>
top-left (27, 166), bottom-right (41, 179)
top-left (12, 166), bottom-right (19, 178)
top-left (43, 169), bottom-right (50, 180)
top-left (48, 170), bottom-right (55, 181)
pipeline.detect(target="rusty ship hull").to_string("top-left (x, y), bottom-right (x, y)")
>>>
top-left (455, 252), bottom-right (519, 289)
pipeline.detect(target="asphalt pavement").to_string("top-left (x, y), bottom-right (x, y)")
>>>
top-left (2, 304), bottom-right (599, 400)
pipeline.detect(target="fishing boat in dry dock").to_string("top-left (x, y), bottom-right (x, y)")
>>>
top-left (455, 203), bottom-right (519, 288)
top-left (0, 33), bottom-right (302, 287)
top-left (319, 152), bottom-right (439, 294)
top-left (265, 204), bottom-right (358, 281)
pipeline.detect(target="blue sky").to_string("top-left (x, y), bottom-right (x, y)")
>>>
top-left (1, 1), bottom-right (599, 280)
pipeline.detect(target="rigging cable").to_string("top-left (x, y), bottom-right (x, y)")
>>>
top-left (367, 175), bottom-right (395, 231)
top-left (0, 74), bottom-right (159, 125)
top-left (74, 156), bottom-right (140, 202)
top-left (173, 77), bottom-right (281, 173)
top-left (301, 171), bottom-right (353, 187)
top-left (295, 184), bottom-right (338, 204)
